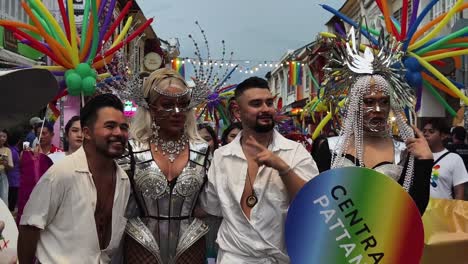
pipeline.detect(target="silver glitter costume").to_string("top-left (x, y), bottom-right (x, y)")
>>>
top-left (118, 139), bottom-right (210, 264)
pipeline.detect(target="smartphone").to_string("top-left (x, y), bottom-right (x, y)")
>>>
top-left (23, 142), bottom-right (30, 150)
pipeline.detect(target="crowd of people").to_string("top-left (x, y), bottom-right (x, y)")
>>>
top-left (0, 67), bottom-right (467, 263)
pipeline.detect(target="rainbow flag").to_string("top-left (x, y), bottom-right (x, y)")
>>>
top-left (289, 61), bottom-right (303, 86)
top-left (172, 58), bottom-right (185, 78)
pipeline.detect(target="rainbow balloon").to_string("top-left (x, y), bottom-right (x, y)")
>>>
top-left (286, 167), bottom-right (424, 263)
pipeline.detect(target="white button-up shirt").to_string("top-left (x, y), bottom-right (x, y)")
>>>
top-left (20, 147), bottom-right (130, 264)
top-left (200, 130), bottom-right (319, 263)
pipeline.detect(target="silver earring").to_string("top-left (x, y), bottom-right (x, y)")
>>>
top-left (151, 121), bottom-right (160, 143)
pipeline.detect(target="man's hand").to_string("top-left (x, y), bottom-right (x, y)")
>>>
top-left (405, 126), bottom-right (433, 160)
top-left (245, 136), bottom-right (289, 172)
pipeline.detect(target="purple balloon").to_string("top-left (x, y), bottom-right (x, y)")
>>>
top-left (408, 0), bottom-right (420, 30)
top-left (334, 22), bottom-right (346, 37)
top-left (98, 0), bottom-right (118, 46)
top-left (98, 0), bottom-right (109, 19)
top-left (415, 85), bottom-right (423, 112)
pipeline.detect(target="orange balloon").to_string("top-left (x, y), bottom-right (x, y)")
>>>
top-left (0, 20), bottom-right (39, 34)
top-left (422, 72), bottom-right (457, 98)
top-left (447, 37), bottom-right (468, 44)
top-left (424, 48), bottom-right (460, 56)
top-left (79, 15), bottom-right (94, 61)
top-left (92, 55), bottom-right (114, 69)
top-left (453, 56), bottom-right (462, 69)
top-left (411, 3), bottom-right (468, 44)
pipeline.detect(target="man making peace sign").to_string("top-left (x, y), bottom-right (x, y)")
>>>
top-left (200, 77), bottom-right (319, 263)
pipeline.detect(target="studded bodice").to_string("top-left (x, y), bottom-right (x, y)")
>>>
top-left (118, 139), bottom-right (210, 263)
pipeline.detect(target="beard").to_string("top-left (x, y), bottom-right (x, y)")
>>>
top-left (253, 115), bottom-right (275, 133)
top-left (95, 136), bottom-right (127, 158)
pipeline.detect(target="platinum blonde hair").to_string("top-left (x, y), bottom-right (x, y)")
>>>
top-left (130, 68), bottom-right (203, 144)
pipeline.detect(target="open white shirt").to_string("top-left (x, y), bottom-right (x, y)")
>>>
top-left (200, 130), bottom-right (319, 264)
top-left (20, 147), bottom-right (130, 264)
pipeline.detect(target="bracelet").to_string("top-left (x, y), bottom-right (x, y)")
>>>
top-left (279, 166), bottom-right (292, 176)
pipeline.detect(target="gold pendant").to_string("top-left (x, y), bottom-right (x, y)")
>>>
top-left (246, 194), bottom-right (258, 207)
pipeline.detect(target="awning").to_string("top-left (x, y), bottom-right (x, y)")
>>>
top-left (0, 48), bottom-right (41, 67)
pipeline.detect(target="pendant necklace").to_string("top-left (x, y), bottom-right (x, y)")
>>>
top-left (241, 135), bottom-right (273, 208)
top-left (246, 170), bottom-right (257, 207)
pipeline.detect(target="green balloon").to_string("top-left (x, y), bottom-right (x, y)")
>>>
top-left (76, 63), bottom-right (92, 78)
top-left (64, 69), bottom-right (76, 79)
top-left (90, 69), bottom-right (97, 79)
top-left (82, 76), bottom-right (96, 96)
top-left (66, 73), bottom-right (82, 96)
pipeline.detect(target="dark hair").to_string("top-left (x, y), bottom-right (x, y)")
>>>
top-left (197, 123), bottom-right (219, 151)
top-left (452, 126), bottom-right (466, 141)
top-left (221, 122), bottom-right (242, 145)
top-left (80, 94), bottom-right (124, 128)
top-left (424, 118), bottom-right (450, 135)
top-left (7, 130), bottom-right (21, 147)
top-left (34, 121), bottom-right (54, 135)
top-left (64, 116), bottom-right (81, 151)
top-left (0, 129), bottom-right (8, 147)
top-left (234, 77), bottom-right (269, 99)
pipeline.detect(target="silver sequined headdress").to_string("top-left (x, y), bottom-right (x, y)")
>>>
top-left (322, 26), bottom-right (416, 192)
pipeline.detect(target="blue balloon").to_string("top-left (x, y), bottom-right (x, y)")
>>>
top-left (404, 57), bottom-right (422, 72)
top-left (405, 71), bottom-right (423, 88)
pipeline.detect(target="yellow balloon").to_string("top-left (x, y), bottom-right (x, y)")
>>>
top-left (97, 72), bottom-right (111, 79)
top-left (320, 32), bottom-right (336, 38)
top-left (409, 0), bottom-right (463, 51)
top-left (67, 0), bottom-right (80, 67)
top-left (312, 112), bottom-right (332, 140)
top-left (422, 49), bottom-right (468, 61)
top-left (33, 65), bottom-right (67, 71)
top-left (111, 16), bottom-right (133, 48)
top-left (409, 52), bottom-right (468, 105)
top-left (32, 0), bottom-right (73, 58)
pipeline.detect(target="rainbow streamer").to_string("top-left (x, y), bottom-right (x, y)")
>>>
top-left (172, 58), bottom-right (185, 78)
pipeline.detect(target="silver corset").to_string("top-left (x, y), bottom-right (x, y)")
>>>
top-left (119, 140), bottom-right (209, 264)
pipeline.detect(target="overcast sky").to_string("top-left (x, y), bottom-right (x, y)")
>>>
top-left (138, 0), bottom-right (344, 83)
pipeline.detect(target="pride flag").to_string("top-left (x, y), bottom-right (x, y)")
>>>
top-left (289, 61), bottom-right (303, 86)
top-left (172, 58), bottom-right (185, 78)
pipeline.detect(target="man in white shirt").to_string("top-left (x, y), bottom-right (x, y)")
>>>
top-left (18, 94), bottom-right (131, 263)
top-left (200, 77), bottom-right (319, 263)
top-left (423, 119), bottom-right (468, 200)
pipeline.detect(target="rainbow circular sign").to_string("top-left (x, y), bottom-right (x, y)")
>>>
top-left (286, 167), bottom-right (424, 264)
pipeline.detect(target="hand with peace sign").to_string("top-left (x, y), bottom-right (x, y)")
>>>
top-left (244, 135), bottom-right (290, 174)
top-left (405, 126), bottom-right (433, 160)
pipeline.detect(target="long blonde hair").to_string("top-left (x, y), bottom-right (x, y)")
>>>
top-left (130, 68), bottom-right (203, 144)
